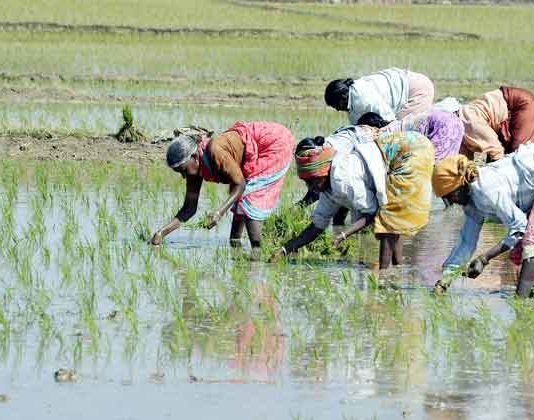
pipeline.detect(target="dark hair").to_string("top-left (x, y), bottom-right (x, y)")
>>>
top-left (356, 112), bottom-right (391, 129)
top-left (296, 136), bottom-right (325, 154)
top-left (324, 79), bottom-right (353, 108)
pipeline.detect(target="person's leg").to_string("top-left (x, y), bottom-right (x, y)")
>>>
top-left (332, 207), bottom-right (349, 227)
top-left (391, 234), bottom-right (403, 266)
top-left (230, 214), bottom-right (245, 247)
top-left (517, 258), bottom-right (534, 297)
top-left (245, 218), bottom-right (262, 248)
top-left (378, 234), bottom-right (393, 270)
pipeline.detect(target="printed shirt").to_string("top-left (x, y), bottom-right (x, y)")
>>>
top-left (444, 144), bottom-right (534, 266)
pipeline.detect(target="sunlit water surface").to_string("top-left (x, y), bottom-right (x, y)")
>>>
top-left (0, 158), bottom-right (531, 420)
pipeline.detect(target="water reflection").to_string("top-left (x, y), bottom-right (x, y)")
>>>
top-left (411, 200), bottom-right (519, 290)
top-left (0, 161), bottom-right (533, 420)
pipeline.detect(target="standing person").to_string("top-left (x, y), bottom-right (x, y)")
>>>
top-left (458, 86), bottom-right (534, 161)
top-left (271, 131), bottom-right (434, 269)
top-left (431, 145), bottom-right (534, 296)
top-left (150, 121), bottom-right (295, 248)
top-left (357, 110), bottom-right (464, 161)
top-left (324, 68), bottom-right (434, 125)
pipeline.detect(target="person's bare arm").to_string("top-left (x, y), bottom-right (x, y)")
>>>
top-left (332, 214), bottom-right (374, 247)
top-left (466, 241), bottom-right (511, 278)
top-left (206, 181), bottom-right (246, 229)
top-left (296, 189), bottom-right (320, 208)
top-left (269, 223), bottom-right (324, 262)
top-left (150, 176), bottom-right (203, 245)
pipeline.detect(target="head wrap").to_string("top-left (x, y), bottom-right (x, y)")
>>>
top-left (295, 145), bottom-right (336, 180)
top-left (166, 135), bottom-right (198, 168)
top-left (432, 155), bottom-right (479, 197)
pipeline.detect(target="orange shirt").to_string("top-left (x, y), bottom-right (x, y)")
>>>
top-left (206, 131), bottom-right (245, 185)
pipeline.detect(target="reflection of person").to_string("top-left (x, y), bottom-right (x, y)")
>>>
top-left (163, 282), bottom-right (284, 383)
top-left (228, 284), bottom-right (284, 380)
top-left (357, 110), bottom-right (464, 161)
top-left (324, 68), bottom-right (434, 124)
top-left (150, 121), bottom-right (294, 248)
top-left (432, 145), bottom-right (534, 296)
top-left (271, 131), bottom-right (434, 269)
top-left (458, 87), bottom-right (534, 161)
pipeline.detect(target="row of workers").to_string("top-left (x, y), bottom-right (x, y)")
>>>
top-left (150, 68), bottom-right (534, 296)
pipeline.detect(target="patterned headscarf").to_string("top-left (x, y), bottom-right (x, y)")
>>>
top-left (432, 155), bottom-right (479, 197)
top-left (295, 145), bottom-right (336, 180)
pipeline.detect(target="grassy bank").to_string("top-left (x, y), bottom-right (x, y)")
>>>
top-left (0, 1), bottom-right (533, 136)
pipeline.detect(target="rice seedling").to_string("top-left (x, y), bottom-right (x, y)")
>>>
top-left (1, 1), bottom-right (533, 407)
top-left (116, 104), bottom-right (147, 143)
top-left (261, 204), bottom-right (361, 260)
top-left (78, 275), bottom-right (100, 355)
top-left (433, 265), bottom-right (466, 295)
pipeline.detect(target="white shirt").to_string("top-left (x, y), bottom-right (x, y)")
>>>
top-left (444, 144), bottom-right (534, 266)
top-left (325, 125), bottom-right (377, 155)
top-left (312, 145), bottom-right (387, 230)
top-left (348, 68), bottom-right (410, 124)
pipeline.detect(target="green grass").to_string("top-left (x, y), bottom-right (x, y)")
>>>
top-left (1, 31), bottom-right (532, 81)
top-left (1, 1), bottom-right (534, 134)
top-left (1, 2), bottom-right (534, 412)
top-left (0, 159), bottom-right (533, 408)
top-left (0, 101), bottom-right (347, 139)
top-left (282, 3), bottom-right (534, 41)
top-left (0, 0), bottom-right (386, 33)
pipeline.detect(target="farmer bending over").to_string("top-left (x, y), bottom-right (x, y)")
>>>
top-left (151, 121), bottom-right (295, 248)
top-left (324, 68), bottom-right (434, 125)
top-left (432, 145), bottom-right (534, 296)
top-left (271, 130), bottom-right (434, 269)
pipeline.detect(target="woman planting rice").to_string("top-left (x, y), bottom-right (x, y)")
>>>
top-left (357, 110), bottom-right (465, 161)
top-left (324, 68), bottom-right (434, 124)
top-left (296, 124), bottom-right (377, 224)
top-left (432, 145), bottom-right (534, 296)
top-left (458, 86), bottom-right (534, 161)
top-left (272, 131), bottom-right (434, 269)
top-left (150, 121), bottom-right (294, 248)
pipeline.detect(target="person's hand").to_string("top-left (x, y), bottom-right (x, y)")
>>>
top-left (467, 255), bottom-right (488, 278)
top-left (150, 231), bottom-right (163, 246)
top-left (433, 279), bottom-right (448, 296)
top-left (205, 210), bottom-right (221, 230)
top-left (269, 247), bottom-right (287, 263)
top-left (332, 231), bottom-right (347, 248)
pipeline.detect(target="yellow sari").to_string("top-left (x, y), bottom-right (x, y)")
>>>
top-left (374, 131), bottom-right (434, 236)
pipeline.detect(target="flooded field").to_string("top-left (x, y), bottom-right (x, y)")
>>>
top-left (0, 158), bottom-right (532, 420)
top-left (2, 0), bottom-right (534, 418)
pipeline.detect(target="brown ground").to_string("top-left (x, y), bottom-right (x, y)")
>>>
top-left (0, 135), bottom-right (166, 162)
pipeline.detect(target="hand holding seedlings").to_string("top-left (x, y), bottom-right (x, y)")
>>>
top-left (467, 255), bottom-right (488, 278)
top-left (269, 246), bottom-right (287, 263)
top-left (150, 230), bottom-right (163, 246)
top-left (205, 210), bottom-right (221, 230)
top-left (332, 231), bottom-right (347, 248)
top-left (149, 217), bottom-right (181, 246)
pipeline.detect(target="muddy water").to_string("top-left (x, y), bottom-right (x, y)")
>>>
top-left (0, 160), bottom-right (532, 420)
